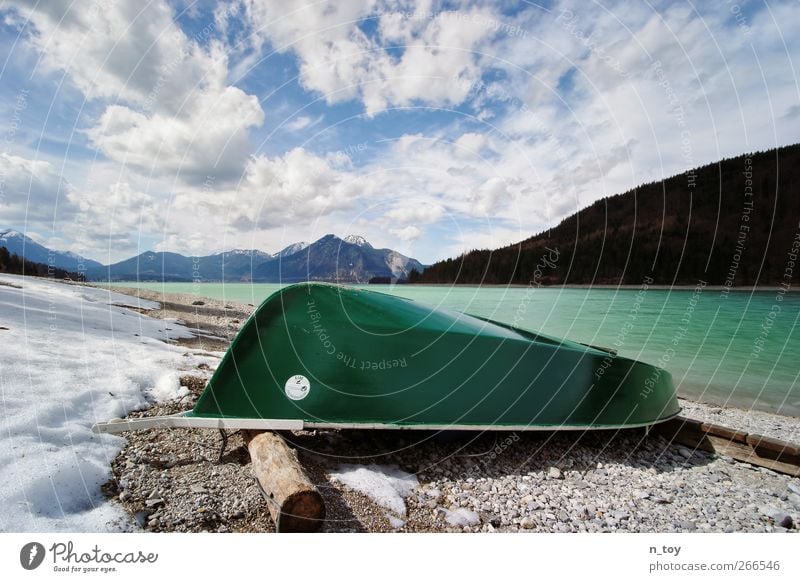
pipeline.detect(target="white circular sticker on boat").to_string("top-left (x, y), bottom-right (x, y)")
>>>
top-left (285, 375), bottom-right (311, 400)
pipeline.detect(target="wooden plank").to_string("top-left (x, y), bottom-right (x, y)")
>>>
top-left (650, 415), bottom-right (800, 477)
top-left (699, 422), bottom-right (748, 443)
top-left (651, 417), bottom-right (715, 452)
top-left (745, 434), bottom-right (800, 462)
top-left (707, 435), bottom-right (800, 478)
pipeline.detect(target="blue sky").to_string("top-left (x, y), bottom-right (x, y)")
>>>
top-left (0, 0), bottom-right (798, 264)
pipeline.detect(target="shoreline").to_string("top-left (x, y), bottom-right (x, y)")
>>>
top-left (407, 283), bottom-right (798, 292)
top-left (96, 280), bottom-right (799, 292)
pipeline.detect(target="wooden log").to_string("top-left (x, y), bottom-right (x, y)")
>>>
top-left (244, 430), bottom-right (325, 532)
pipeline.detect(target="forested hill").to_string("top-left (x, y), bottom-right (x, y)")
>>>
top-left (0, 247), bottom-right (85, 281)
top-left (413, 143), bottom-right (800, 286)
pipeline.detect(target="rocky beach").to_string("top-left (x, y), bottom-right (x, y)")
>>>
top-left (101, 286), bottom-right (800, 533)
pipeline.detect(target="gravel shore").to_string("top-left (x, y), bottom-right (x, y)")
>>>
top-left (99, 285), bottom-right (800, 533)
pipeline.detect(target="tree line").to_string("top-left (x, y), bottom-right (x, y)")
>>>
top-left (0, 246), bottom-right (85, 281)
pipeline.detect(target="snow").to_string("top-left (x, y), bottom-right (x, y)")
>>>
top-left (150, 372), bottom-right (189, 401)
top-left (343, 234), bottom-right (371, 248)
top-left (386, 515), bottom-right (405, 529)
top-left (442, 507), bottom-right (481, 527)
top-left (217, 249), bottom-right (272, 259)
top-left (0, 274), bottom-right (206, 532)
top-left (0, 228), bottom-right (23, 239)
top-left (329, 464), bottom-right (418, 517)
top-left (276, 241), bottom-right (308, 258)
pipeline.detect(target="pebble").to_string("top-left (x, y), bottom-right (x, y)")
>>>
top-left (761, 506), bottom-right (793, 529)
top-left (425, 488), bottom-right (442, 499)
top-left (548, 467), bottom-right (563, 480)
top-left (613, 511), bottom-right (629, 520)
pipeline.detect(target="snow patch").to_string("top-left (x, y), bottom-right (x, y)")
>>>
top-left (343, 234), bottom-right (371, 248)
top-left (149, 372), bottom-right (189, 401)
top-left (217, 249), bottom-right (272, 259)
top-left (0, 228), bottom-right (24, 240)
top-left (442, 507), bottom-right (481, 527)
top-left (0, 273), bottom-right (202, 532)
top-left (329, 464), bottom-right (418, 516)
top-left (276, 241), bottom-right (308, 258)
top-left (386, 514), bottom-right (405, 529)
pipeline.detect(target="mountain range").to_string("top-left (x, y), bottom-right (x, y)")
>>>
top-left (413, 143), bottom-right (800, 286)
top-left (0, 230), bottom-right (424, 283)
top-left (0, 229), bottom-right (103, 272)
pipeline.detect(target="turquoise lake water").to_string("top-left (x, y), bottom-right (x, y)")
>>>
top-left (110, 282), bottom-right (800, 417)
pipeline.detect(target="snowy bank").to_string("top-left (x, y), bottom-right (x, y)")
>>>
top-left (0, 274), bottom-right (201, 532)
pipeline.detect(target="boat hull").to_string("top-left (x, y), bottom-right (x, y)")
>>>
top-left (189, 283), bottom-right (680, 430)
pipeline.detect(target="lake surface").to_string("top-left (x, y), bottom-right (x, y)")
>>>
top-left (109, 282), bottom-right (800, 417)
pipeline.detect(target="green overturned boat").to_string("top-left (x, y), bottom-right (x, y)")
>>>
top-left (94, 283), bottom-right (679, 433)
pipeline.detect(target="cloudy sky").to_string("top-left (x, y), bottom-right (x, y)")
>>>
top-left (0, 0), bottom-right (798, 264)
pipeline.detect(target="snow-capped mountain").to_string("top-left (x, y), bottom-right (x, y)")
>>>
top-left (6, 229), bottom-right (427, 283)
top-left (276, 241), bottom-right (309, 258)
top-left (343, 234), bottom-right (372, 248)
top-left (216, 249), bottom-right (273, 259)
top-left (0, 229), bottom-right (102, 271)
top-left (254, 234), bottom-right (424, 283)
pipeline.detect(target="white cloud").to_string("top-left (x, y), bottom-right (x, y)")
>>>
top-left (384, 201), bottom-right (445, 224)
top-left (8, 0), bottom-right (265, 185)
top-left (283, 114), bottom-right (323, 132)
top-left (8, 0), bottom-right (220, 114)
top-left (232, 0), bottom-right (501, 115)
top-left (60, 176), bottom-right (169, 263)
top-left (146, 147), bottom-right (369, 252)
top-left (367, 134), bottom-right (526, 219)
top-left (86, 86), bottom-right (263, 183)
top-left (389, 225), bottom-right (421, 241)
top-left (237, 148), bottom-right (364, 226)
top-left (443, 226), bottom-right (527, 258)
top-left (453, 132), bottom-right (488, 157)
top-left (0, 153), bottom-right (71, 222)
